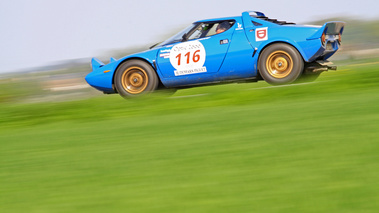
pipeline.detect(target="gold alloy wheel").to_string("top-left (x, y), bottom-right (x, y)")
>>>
top-left (121, 66), bottom-right (149, 94)
top-left (266, 50), bottom-right (293, 78)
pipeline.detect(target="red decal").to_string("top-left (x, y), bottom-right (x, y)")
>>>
top-left (257, 29), bottom-right (267, 39)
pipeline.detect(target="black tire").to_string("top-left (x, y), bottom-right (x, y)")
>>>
top-left (258, 43), bottom-right (304, 85)
top-left (114, 60), bottom-right (159, 98)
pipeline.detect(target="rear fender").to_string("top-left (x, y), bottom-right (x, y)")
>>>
top-left (256, 39), bottom-right (310, 62)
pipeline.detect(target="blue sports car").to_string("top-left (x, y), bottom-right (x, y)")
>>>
top-left (85, 11), bottom-right (345, 98)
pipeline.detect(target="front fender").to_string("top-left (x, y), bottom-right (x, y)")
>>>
top-left (85, 49), bottom-right (161, 93)
top-left (85, 59), bottom-right (118, 93)
top-left (112, 49), bottom-right (161, 82)
top-left (116, 49), bottom-right (158, 69)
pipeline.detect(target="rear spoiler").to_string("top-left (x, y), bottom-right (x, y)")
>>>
top-left (307, 21), bottom-right (345, 40)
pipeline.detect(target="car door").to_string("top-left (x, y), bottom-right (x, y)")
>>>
top-left (156, 21), bottom-right (235, 85)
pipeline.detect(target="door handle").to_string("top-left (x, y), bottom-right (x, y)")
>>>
top-left (220, 39), bottom-right (229, 45)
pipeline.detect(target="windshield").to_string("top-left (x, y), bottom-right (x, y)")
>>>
top-left (158, 24), bottom-right (196, 47)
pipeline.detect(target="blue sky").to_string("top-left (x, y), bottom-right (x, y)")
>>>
top-left (0, 0), bottom-right (378, 73)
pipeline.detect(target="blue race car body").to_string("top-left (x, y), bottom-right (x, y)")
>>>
top-left (86, 11), bottom-right (345, 97)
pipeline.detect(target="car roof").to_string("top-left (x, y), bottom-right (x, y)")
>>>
top-left (194, 11), bottom-right (295, 26)
top-left (195, 16), bottom-right (240, 23)
top-left (194, 11), bottom-right (266, 23)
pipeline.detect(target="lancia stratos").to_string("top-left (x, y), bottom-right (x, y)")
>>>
top-left (85, 11), bottom-right (345, 98)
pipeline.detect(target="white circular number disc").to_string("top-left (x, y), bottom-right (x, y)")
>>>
top-left (169, 40), bottom-right (206, 71)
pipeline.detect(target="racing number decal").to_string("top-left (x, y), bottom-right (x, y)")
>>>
top-left (169, 41), bottom-right (206, 76)
top-left (175, 50), bottom-right (201, 66)
top-left (255, 27), bottom-right (268, 41)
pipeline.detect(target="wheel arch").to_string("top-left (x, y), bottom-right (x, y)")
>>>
top-left (256, 41), bottom-right (305, 84)
top-left (112, 57), bottom-right (164, 93)
top-left (257, 41), bottom-right (306, 65)
top-left (256, 41), bottom-right (307, 77)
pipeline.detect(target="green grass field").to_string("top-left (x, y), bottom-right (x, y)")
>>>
top-left (1, 60), bottom-right (379, 212)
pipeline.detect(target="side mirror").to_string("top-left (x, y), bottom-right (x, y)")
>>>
top-left (182, 33), bottom-right (187, 42)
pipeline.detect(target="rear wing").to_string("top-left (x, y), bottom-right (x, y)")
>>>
top-left (307, 21), bottom-right (345, 40)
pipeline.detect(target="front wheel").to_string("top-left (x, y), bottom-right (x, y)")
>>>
top-left (114, 60), bottom-right (159, 98)
top-left (258, 43), bottom-right (304, 85)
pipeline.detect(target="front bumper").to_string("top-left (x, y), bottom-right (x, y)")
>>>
top-left (85, 58), bottom-right (118, 94)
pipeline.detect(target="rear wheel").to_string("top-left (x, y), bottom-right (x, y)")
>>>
top-left (114, 60), bottom-right (158, 98)
top-left (258, 43), bottom-right (303, 85)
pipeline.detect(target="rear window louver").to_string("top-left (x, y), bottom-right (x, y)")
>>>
top-left (252, 16), bottom-right (296, 25)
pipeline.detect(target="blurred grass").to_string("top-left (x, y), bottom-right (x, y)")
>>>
top-left (1, 60), bottom-right (379, 212)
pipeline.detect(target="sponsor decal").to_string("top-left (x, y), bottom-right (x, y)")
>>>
top-left (169, 40), bottom-right (207, 76)
top-left (160, 49), bottom-right (171, 53)
top-left (160, 53), bottom-right (170, 58)
top-left (255, 27), bottom-right (268, 41)
top-left (174, 67), bottom-right (207, 76)
top-left (160, 49), bottom-right (171, 58)
top-left (235, 23), bottom-right (243, 30)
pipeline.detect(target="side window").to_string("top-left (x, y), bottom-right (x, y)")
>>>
top-left (187, 21), bottom-right (235, 40)
top-left (187, 25), bottom-right (205, 40)
top-left (206, 21), bottom-right (235, 36)
top-left (204, 23), bottom-right (219, 37)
